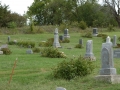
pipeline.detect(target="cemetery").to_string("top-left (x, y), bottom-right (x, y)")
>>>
top-left (0, 26), bottom-right (120, 90)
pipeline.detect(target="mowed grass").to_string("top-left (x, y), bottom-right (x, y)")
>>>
top-left (0, 31), bottom-right (120, 90)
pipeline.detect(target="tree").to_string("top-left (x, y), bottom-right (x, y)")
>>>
top-left (104, 0), bottom-right (120, 27)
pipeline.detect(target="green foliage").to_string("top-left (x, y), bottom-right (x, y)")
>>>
top-left (32, 47), bottom-right (40, 53)
top-left (75, 44), bottom-right (83, 48)
top-left (41, 47), bottom-right (66, 58)
top-left (1, 48), bottom-right (12, 55)
top-left (81, 32), bottom-right (92, 38)
top-left (107, 24), bottom-right (115, 32)
top-left (118, 37), bottom-right (120, 41)
top-left (97, 33), bottom-right (108, 37)
top-left (7, 22), bottom-right (17, 28)
top-left (17, 41), bottom-right (35, 48)
top-left (53, 56), bottom-right (95, 80)
top-left (78, 21), bottom-right (87, 30)
top-left (62, 38), bottom-right (70, 43)
top-left (8, 41), bottom-right (15, 45)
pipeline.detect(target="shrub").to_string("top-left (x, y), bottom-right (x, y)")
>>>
top-left (8, 41), bottom-right (15, 45)
top-left (118, 37), bottom-right (120, 41)
top-left (32, 47), bottom-right (40, 53)
top-left (1, 48), bottom-right (12, 55)
top-left (78, 21), bottom-right (87, 30)
top-left (53, 56), bottom-right (95, 80)
top-left (62, 38), bottom-right (70, 43)
top-left (82, 32), bottom-right (92, 38)
top-left (75, 44), bottom-right (83, 48)
top-left (97, 33), bottom-right (107, 37)
top-left (7, 22), bottom-right (17, 29)
top-left (41, 47), bottom-right (66, 58)
top-left (17, 41), bottom-right (35, 48)
top-left (107, 24), bottom-right (115, 32)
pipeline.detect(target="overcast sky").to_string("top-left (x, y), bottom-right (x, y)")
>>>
top-left (1, 0), bottom-right (34, 15)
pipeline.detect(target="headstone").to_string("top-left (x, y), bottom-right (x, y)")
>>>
top-left (113, 35), bottom-right (117, 47)
top-left (53, 28), bottom-right (61, 48)
top-left (93, 28), bottom-right (98, 36)
top-left (13, 40), bottom-right (17, 44)
top-left (56, 87), bottom-right (66, 90)
top-left (79, 39), bottom-right (83, 46)
top-left (63, 29), bottom-right (70, 38)
top-left (59, 35), bottom-right (64, 41)
top-left (8, 36), bottom-right (10, 42)
top-left (26, 49), bottom-right (33, 54)
top-left (84, 40), bottom-right (96, 60)
top-left (0, 51), bottom-right (3, 55)
top-left (113, 49), bottom-right (120, 58)
top-left (1, 44), bottom-right (8, 49)
top-left (95, 36), bottom-right (120, 84)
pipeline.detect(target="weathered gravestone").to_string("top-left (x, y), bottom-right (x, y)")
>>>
top-left (113, 49), bottom-right (120, 58)
top-left (113, 35), bottom-right (117, 47)
top-left (95, 36), bottom-right (120, 84)
top-left (79, 39), bottom-right (83, 46)
top-left (84, 40), bottom-right (96, 60)
top-left (63, 29), bottom-right (70, 39)
top-left (0, 51), bottom-right (3, 55)
top-left (93, 28), bottom-right (98, 36)
top-left (56, 87), bottom-right (66, 90)
top-left (1, 44), bottom-right (8, 49)
top-left (59, 35), bottom-right (64, 41)
top-left (26, 45), bottom-right (33, 54)
top-left (8, 36), bottom-right (10, 42)
top-left (53, 28), bottom-right (61, 48)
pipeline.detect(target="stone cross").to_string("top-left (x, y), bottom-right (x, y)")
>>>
top-left (113, 35), bottom-right (117, 47)
top-left (53, 28), bottom-right (61, 48)
top-left (93, 28), bottom-right (98, 36)
top-left (100, 36), bottom-right (116, 75)
top-left (64, 29), bottom-right (70, 38)
top-left (84, 40), bottom-right (96, 60)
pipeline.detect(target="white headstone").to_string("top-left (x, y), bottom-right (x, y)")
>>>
top-left (53, 28), bottom-right (61, 48)
top-left (0, 51), bottom-right (3, 55)
top-left (56, 87), bottom-right (66, 90)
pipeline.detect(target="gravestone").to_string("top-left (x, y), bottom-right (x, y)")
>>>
top-left (56, 87), bottom-right (66, 90)
top-left (113, 49), bottom-right (120, 58)
top-left (63, 29), bottom-right (70, 38)
top-left (59, 35), bottom-right (64, 41)
top-left (92, 28), bottom-right (98, 36)
top-left (113, 35), bottom-right (117, 47)
top-left (79, 39), bottom-right (83, 46)
top-left (53, 28), bottom-right (61, 48)
top-left (1, 44), bottom-right (8, 49)
top-left (0, 51), bottom-right (3, 55)
top-left (84, 40), bottom-right (96, 60)
top-left (26, 45), bottom-right (33, 54)
top-left (8, 36), bottom-right (10, 42)
top-left (95, 36), bottom-right (120, 84)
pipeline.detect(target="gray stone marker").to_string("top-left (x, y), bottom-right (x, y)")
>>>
top-left (63, 29), bottom-right (70, 38)
top-left (53, 28), bottom-right (61, 48)
top-left (8, 36), bottom-right (10, 42)
top-left (95, 36), bottom-right (120, 84)
top-left (1, 44), bottom-right (8, 49)
top-left (59, 35), bottom-right (64, 41)
top-left (113, 35), bottom-right (117, 47)
top-left (0, 51), bottom-right (3, 55)
top-left (84, 40), bottom-right (96, 60)
top-left (113, 49), bottom-right (120, 58)
top-left (26, 49), bottom-right (33, 54)
top-left (93, 28), bottom-right (98, 36)
top-left (79, 39), bottom-right (83, 46)
top-left (56, 87), bottom-right (66, 90)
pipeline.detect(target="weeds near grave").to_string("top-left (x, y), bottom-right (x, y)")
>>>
top-left (75, 44), bottom-right (83, 48)
top-left (1, 48), bottom-right (12, 55)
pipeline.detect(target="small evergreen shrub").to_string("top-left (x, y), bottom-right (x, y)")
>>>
top-left (7, 22), bottom-right (17, 29)
top-left (97, 33), bottom-right (107, 37)
top-left (39, 41), bottom-right (46, 47)
top-left (62, 38), bottom-right (70, 43)
top-left (107, 24), bottom-right (115, 32)
top-left (41, 47), bottom-right (66, 58)
top-left (78, 21), bottom-right (87, 30)
top-left (17, 41), bottom-right (35, 48)
top-left (8, 41), bottom-right (15, 45)
top-left (1, 48), bottom-right (12, 55)
top-left (82, 32), bottom-right (92, 38)
top-left (32, 47), bottom-right (40, 53)
top-left (75, 44), bottom-right (83, 48)
top-left (53, 56), bottom-right (95, 80)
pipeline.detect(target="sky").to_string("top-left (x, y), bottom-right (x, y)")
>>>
top-left (1, 0), bottom-right (34, 15)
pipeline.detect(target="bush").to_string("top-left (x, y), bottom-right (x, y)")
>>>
top-left (1, 48), bottom-right (12, 55)
top-left (78, 21), bottom-right (87, 30)
top-left (107, 24), bottom-right (115, 32)
top-left (97, 33), bottom-right (108, 37)
top-left (17, 41), bottom-right (35, 48)
top-left (82, 32), bottom-right (92, 38)
top-left (53, 56), bottom-right (95, 80)
top-left (7, 22), bottom-right (17, 29)
top-left (32, 47), bottom-right (40, 53)
top-left (62, 38), bottom-right (70, 43)
top-left (75, 44), bottom-right (83, 48)
top-left (41, 47), bottom-right (66, 58)
top-left (8, 41), bottom-right (15, 45)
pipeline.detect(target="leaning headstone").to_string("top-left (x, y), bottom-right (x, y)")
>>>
top-left (53, 28), bottom-right (61, 48)
top-left (113, 35), bottom-right (117, 47)
top-left (95, 36), bottom-right (120, 84)
top-left (63, 29), bottom-right (70, 38)
top-left (8, 36), bottom-right (10, 42)
top-left (56, 87), bottom-right (66, 90)
top-left (79, 39), bottom-right (83, 46)
top-left (92, 28), bottom-right (98, 36)
top-left (84, 40), bottom-right (96, 61)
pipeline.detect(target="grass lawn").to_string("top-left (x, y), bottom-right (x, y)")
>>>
top-left (0, 31), bottom-right (120, 90)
